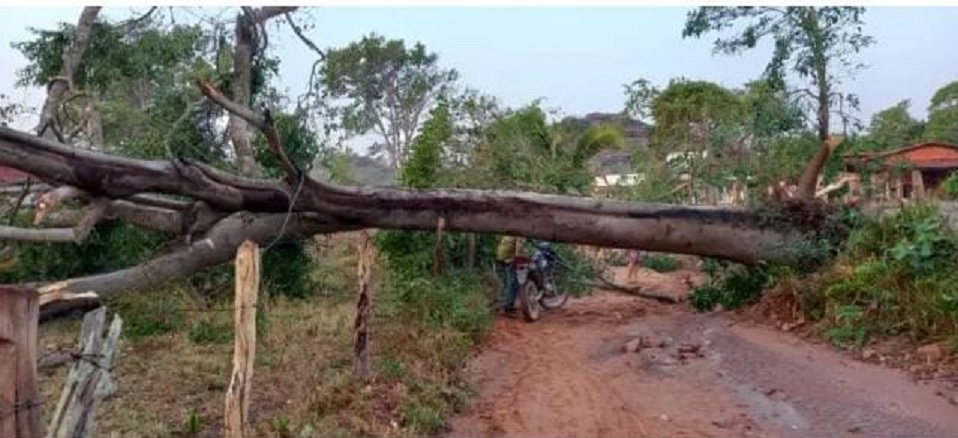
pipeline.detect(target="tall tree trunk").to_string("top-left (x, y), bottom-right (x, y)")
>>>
top-left (796, 7), bottom-right (831, 200)
top-left (228, 11), bottom-right (263, 178)
top-left (34, 7), bottom-right (101, 140)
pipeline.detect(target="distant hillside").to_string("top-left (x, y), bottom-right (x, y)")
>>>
top-left (310, 153), bottom-right (397, 186)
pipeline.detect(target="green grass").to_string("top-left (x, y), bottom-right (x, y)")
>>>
top-left (641, 254), bottom-right (681, 273)
top-left (37, 233), bottom-right (494, 438)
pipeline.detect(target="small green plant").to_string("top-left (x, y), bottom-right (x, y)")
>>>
top-left (271, 415), bottom-right (294, 438)
top-left (381, 357), bottom-right (407, 380)
top-left (400, 382), bottom-right (449, 435)
top-left (825, 305), bottom-right (867, 348)
top-left (182, 410), bottom-right (203, 436)
top-left (112, 292), bottom-right (185, 340)
top-left (641, 254), bottom-right (681, 273)
top-left (691, 261), bottom-right (782, 311)
top-left (941, 172), bottom-right (958, 200)
top-left (188, 318), bottom-right (232, 345)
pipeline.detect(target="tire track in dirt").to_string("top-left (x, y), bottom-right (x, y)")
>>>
top-left (448, 268), bottom-right (958, 438)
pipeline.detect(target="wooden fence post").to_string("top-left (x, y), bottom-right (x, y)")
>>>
top-left (354, 231), bottom-right (374, 382)
top-left (432, 217), bottom-right (446, 276)
top-left (47, 307), bottom-right (123, 438)
top-left (224, 240), bottom-right (260, 438)
top-left (467, 233), bottom-right (476, 269)
top-left (0, 285), bottom-right (40, 438)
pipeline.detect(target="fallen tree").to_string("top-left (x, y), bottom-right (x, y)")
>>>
top-left (0, 7), bottom-right (843, 319)
top-left (0, 114), bottom-right (838, 317)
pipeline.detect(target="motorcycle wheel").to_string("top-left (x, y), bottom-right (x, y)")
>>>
top-left (540, 288), bottom-right (569, 310)
top-left (518, 280), bottom-right (542, 322)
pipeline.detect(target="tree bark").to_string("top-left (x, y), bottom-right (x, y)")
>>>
top-left (795, 7), bottom-right (831, 200)
top-left (227, 10), bottom-right (263, 178)
top-left (0, 125), bottom-right (817, 267)
top-left (34, 7), bottom-right (101, 140)
top-left (36, 212), bottom-right (355, 320)
top-left (225, 6), bottom-right (299, 178)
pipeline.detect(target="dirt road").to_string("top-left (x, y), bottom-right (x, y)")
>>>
top-left (449, 270), bottom-right (958, 438)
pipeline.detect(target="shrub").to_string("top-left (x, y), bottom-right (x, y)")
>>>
top-left (690, 261), bottom-right (783, 311)
top-left (641, 254), bottom-right (680, 273)
top-left (776, 202), bottom-right (958, 347)
top-left (188, 317), bottom-right (232, 345)
top-left (942, 172), bottom-right (958, 200)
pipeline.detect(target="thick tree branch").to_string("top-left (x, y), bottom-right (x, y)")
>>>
top-left (34, 186), bottom-right (85, 225)
top-left (200, 82), bottom-right (300, 180)
top-left (37, 211), bottom-right (354, 320)
top-left (35, 7), bottom-right (101, 140)
top-left (199, 82), bottom-right (265, 129)
top-left (0, 198), bottom-right (107, 243)
top-left (0, 125), bottom-right (822, 265)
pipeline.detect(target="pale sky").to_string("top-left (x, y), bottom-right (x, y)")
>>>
top-left (2, 6), bottom-right (956, 149)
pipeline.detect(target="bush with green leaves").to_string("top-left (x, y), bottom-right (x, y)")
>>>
top-left (641, 254), bottom-right (681, 273)
top-left (941, 172), bottom-right (958, 200)
top-left (816, 203), bottom-right (958, 346)
top-left (0, 219), bottom-right (170, 284)
top-left (690, 259), bottom-right (786, 311)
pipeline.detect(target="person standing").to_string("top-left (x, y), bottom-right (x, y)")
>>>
top-left (626, 249), bottom-right (641, 281)
top-left (495, 235), bottom-right (524, 316)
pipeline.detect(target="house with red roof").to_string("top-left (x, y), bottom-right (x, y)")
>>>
top-left (841, 141), bottom-right (958, 201)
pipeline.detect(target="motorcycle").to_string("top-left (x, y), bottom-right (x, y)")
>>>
top-left (511, 240), bottom-right (569, 322)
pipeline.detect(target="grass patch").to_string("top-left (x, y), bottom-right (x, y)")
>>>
top-left (37, 232), bottom-right (493, 438)
top-left (641, 254), bottom-right (681, 273)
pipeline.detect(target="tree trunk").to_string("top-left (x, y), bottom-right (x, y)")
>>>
top-left (34, 7), bottom-right (101, 140)
top-left (0, 125), bottom-right (819, 267)
top-left (228, 11), bottom-right (263, 178)
top-left (796, 7), bottom-right (831, 200)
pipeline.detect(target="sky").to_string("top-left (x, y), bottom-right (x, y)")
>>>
top-left (1, 6), bottom-right (956, 151)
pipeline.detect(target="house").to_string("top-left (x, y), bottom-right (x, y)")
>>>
top-left (0, 165), bottom-right (30, 186)
top-left (841, 142), bottom-right (958, 202)
top-left (593, 172), bottom-right (645, 192)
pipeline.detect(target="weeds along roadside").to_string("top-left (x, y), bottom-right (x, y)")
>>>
top-left (691, 202), bottom-right (958, 352)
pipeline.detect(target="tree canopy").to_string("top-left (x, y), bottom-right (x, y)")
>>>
top-left (321, 33), bottom-right (460, 170)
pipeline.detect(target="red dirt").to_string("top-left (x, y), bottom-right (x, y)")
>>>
top-left (448, 269), bottom-right (958, 438)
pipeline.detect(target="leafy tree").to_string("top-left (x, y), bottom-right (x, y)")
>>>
top-left (321, 34), bottom-right (459, 170)
top-left (473, 103), bottom-right (625, 194)
top-left (402, 102), bottom-right (452, 189)
top-left (630, 78), bottom-right (747, 188)
top-left (866, 100), bottom-right (924, 150)
top-left (683, 7), bottom-right (874, 198)
top-left (925, 81), bottom-right (958, 144)
top-left (13, 16), bottom-right (230, 161)
top-left (741, 78), bottom-right (806, 140)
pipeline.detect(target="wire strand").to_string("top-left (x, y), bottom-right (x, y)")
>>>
top-left (263, 171), bottom-right (306, 253)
